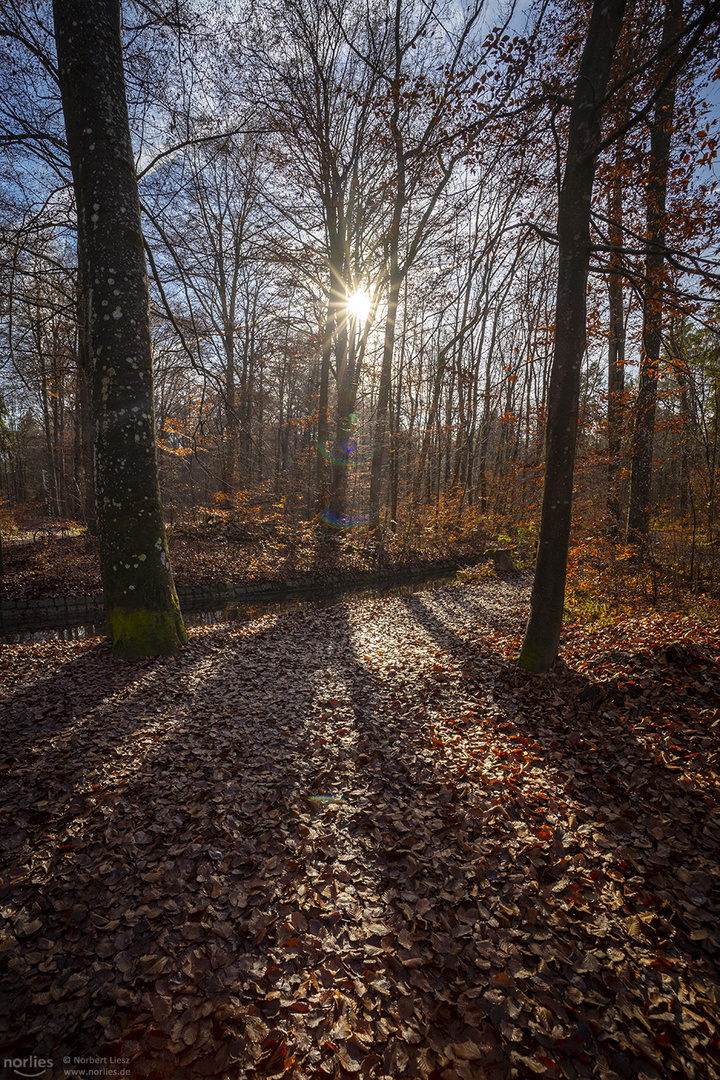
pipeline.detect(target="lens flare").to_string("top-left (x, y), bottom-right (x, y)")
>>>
top-left (346, 287), bottom-right (371, 323)
top-left (316, 438), bottom-right (357, 466)
top-left (319, 510), bottom-right (368, 530)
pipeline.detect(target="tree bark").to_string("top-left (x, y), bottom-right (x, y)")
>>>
top-left (369, 64), bottom-right (404, 537)
top-left (519, 0), bottom-right (626, 673)
top-left (221, 323), bottom-right (237, 501)
top-left (328, 311), bottom-right (354, 524)
top-left (368, 273), bottom-right (401, 534)
top-left (325, 223), bottom-right (354, 524)
top-left (53, 0), bottom-right (187, 656)
top-left (607, 148), bottom-right (625, 534)
top-left (76, 230), bottom-right (97, 533)
top-left (316, 309), bottom-right (332, 515)
top-left (671, 320), bottom-right (692, 520)
top-left (626, 0), bottom-right (681, 546)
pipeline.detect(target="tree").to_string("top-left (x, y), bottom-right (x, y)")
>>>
top-left (606, 143), bottom-right (626, 534)
top-left (248, 0), bottom-right (386, 524)
top-left (53, 0), bottom-right (187, 656)
top-left (142, 135), bottom-right (267, 500)
top-left (671, 313), bottom-right (720, 576)
top-left (519, 0), bottom-right (627, 673)
top-left (626, 0), bottom-right (682, 545)
top-left (0, 390), bottom-right (11, 578)
top-left (365, 0), bottom-right (531, 537)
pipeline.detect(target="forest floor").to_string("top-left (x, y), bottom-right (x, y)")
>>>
top-left (1, 578), bottom-right (719, 1080)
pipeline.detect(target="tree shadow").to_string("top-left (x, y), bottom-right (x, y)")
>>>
top-left (1, 588), bottom-right (718, 1080)
top-left (323, 586), bottom-right (720, 1078)
top-left (397, 587), bottom-right (718, 879)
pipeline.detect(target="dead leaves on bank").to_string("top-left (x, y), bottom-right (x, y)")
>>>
top-left (1, 525), bottom-right (482, 603)
top-left (0, 583), bottom-right (719, 1080)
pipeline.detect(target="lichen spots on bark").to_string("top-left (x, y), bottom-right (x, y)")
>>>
top-left (54, 0), bottom-right (187, 657)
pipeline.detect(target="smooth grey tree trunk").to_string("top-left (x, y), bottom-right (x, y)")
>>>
top-left (368, 274), bottom-right (401, 534)
top-left (519, 0), bottom-right (626, 673)
top-left (53, 0), bottom-right (187, 656)
top-left (368, 74), bottom-right (404, 537)
top-left (626, 0), bottom-right (681, 546)
top-left (316, 309), bottom-right (332, 515)
top-left (328, 315), bottom-right (353, 524)
top-left (607, 153), bottom-right (626, 534)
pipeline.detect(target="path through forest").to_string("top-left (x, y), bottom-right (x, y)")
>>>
top-left (1, 581), bottom-right (718, 1079)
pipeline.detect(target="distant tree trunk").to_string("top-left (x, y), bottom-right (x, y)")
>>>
top-left (672, 321), bottom-right (692, 519)
top-left (626, 0), bottom-right (681, 545)
top-left (54, 0), bottom-right (187, 657)
top-left (389, 317), bottom-right (407, 531)
top-left (677, 370), bottom-right (692, 518)
top-left (221, 327), bottom-right (237, 501)
top-left (324, 216), bottom-right (356, 525)
top-left (239, 316), bottom-right (253, 484)
top-left (416, 346), bottom-right (446, 507)
top-left (38, 345), bottom-right (60, 516)
top-left (328, 315), bottom-right (353, 524)
top-left (369, 83), bottom-right (404, 537)
top-left (217, 248), bottom-right (242, 502)
top-left (316, 309), bottom-right (332, 515)
top-left (519, 0), bottom-right (626, 673)
top-left (607, 150), bottom-right (625, 534)
top-left (368, 272), bottom-right (401, 535)
top-left (76, 234), bottom-right (97, 532)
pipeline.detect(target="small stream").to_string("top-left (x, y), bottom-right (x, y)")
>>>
top-left (1, 570), bottom-right (459, 645)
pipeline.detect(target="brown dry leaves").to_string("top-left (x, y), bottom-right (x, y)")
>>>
top-left (1, 581), bottom-right (719, 1080)
top-left (1, 524), bottom-right (485, 602)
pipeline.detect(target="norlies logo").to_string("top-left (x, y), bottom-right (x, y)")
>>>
top-left (3, 1058), bottom-right (53, 1078)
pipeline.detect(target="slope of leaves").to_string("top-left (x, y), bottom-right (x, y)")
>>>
top-left (0, 524), bottom-right (489, 602)
top-left (1, 581), bottom-right (718, 1080)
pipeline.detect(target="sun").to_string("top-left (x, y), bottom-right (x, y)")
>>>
top-left (346, 286), bottom-right (372, 323)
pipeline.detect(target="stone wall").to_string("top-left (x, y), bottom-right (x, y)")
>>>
top-left (0, 565), bottom-right (464, 632)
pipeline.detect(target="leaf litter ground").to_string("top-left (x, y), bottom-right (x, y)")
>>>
top-left (1, 580), bottom-right (719, 1080)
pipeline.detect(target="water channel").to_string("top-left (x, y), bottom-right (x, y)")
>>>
top-left (1, 569), bottom-right (460, 645)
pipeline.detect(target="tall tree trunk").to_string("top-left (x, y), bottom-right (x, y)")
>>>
top-left (416, 355), bottom-right (446, 507)
top-left (239, 314), bottom-right (253, 484)
top-left (671, 321), bottom-right (692, 519)
top-left (50, 327), bottom-right (67, 518)
top-left (389, 307), bottom-right (406, 532)
top-left (54, 0), bottom-right (186, 656)
top-left (519, 0), bottom-right (627, 673)
top-left (607, 149), bottom-right (625, 534)
top-left (368, 273), bottom-right (401, 534)
top-left (325, 223), bottom-right (354, 524)
top-left (76, 231), bottom-right (97, 532)
top-left (369, 80), bottom-right (404, 536)
top-left (328, 318), bottom-right (353, 524)
top-left (316, 309), bottom-right (332, 515)
top-left (221, 327), bottom-right (237, 501)
top-left (38, 346), bottom-right (60, 517)
top-left (626, 0), bottom-right (681, 545)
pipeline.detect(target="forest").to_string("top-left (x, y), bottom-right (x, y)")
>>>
top-left (0, 0), bottom-right (718, 638)
top-left (1, 0), bottom-right (720, 1078)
